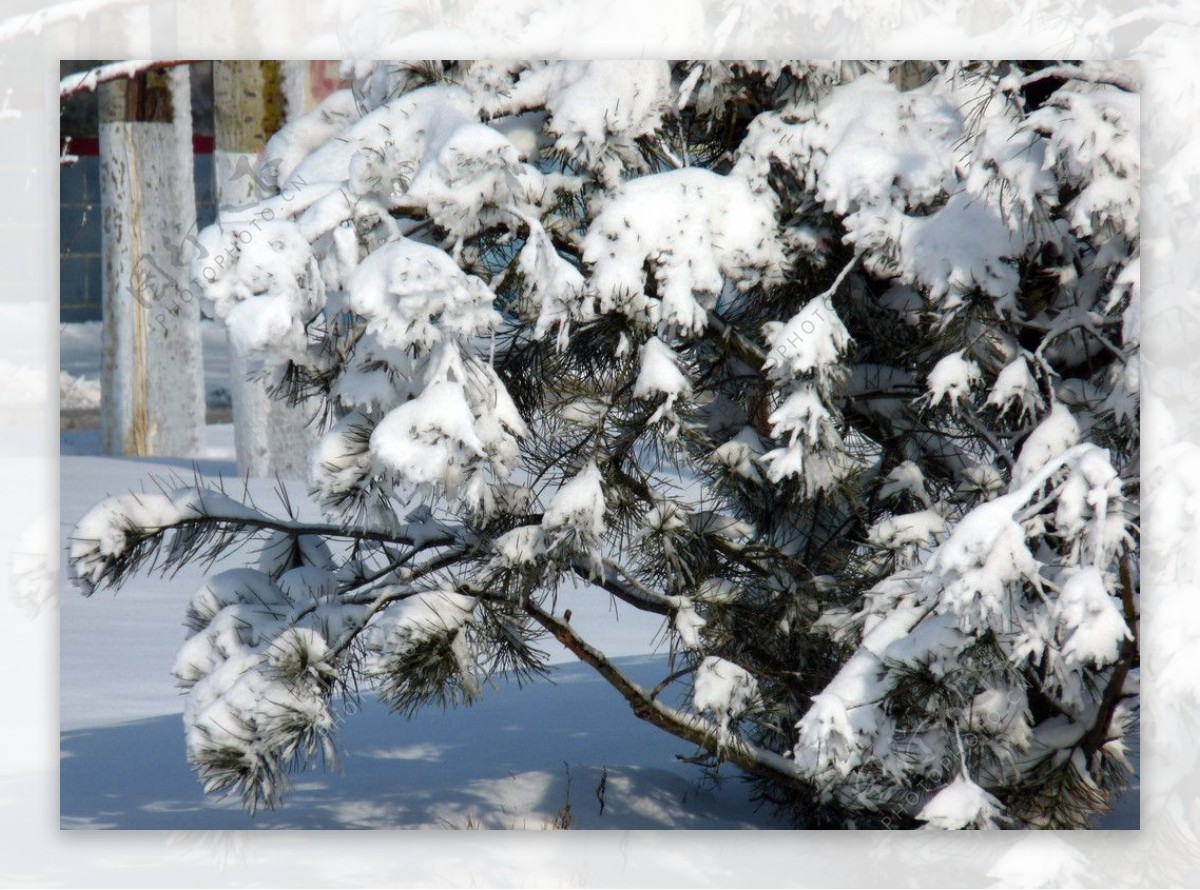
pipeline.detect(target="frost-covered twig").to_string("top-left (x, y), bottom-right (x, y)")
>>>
top-left (813, 254), bottom-right (860, 306)
top-left (336, 539), bottom-right (460, 597)
top-left (1032, 315), bottom-right (1129, 363)
top-left (339, 549), bottom-right (475, 616)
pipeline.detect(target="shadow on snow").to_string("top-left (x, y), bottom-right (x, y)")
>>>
top-left (60, 655), bottom-right (780, 830)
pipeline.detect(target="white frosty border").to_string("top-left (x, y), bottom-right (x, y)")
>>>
top-left (10, 12), bottom-right (1185, 889)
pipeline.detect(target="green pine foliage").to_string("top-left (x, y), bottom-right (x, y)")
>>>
top-left (70, 60), bottom-right (1139, 828)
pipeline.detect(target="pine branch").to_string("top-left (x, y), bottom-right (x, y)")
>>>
top-left (568, 557), bottom-right (673, 616)
top-left (70, 486), bottom-right (458, 595)
top-left (525, 600), bottom-right (813, 794)
top-left (705, 310), bottom-right (767, 372)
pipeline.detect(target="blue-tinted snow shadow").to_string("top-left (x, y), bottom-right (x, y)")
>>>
top-left (61, 655), bottom-right (778, 830)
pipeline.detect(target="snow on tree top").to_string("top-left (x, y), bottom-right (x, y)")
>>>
top-left (762, 296), bottom-right (853, 383)
top-left (868, 508), bottom-right (947, 551)
top-left (366, 589), bottom-right (478, 650)
top-left (371, 379), bottom-right (488, 491)
top-left (265, 89), bottom-right (362, 187)
top-left (769, 385), bottom-right (832, 448)
top-left (285, 84), bottom-right (479, 191)
top-left (1012, 404), bottom-right (1081, 487)
top-left (487, 61), bottom-right (673, 184)
top-left (883, 190), bottom-right (1028, 308)
top-left (1029, 86), bottom-right (1140, 241)
top-left (196, 219), bottom-right (325, 361)
top-left (543, 462), bottom-right (607, 541)
top-left (917, 772), bottom-right (1006, 830)
top-left (403, 118), bottom-right (526, 239)
top-left (633, 336), bottom-right (692, 425)
top-left (1054, 565), bottom-right (1133, 668)
top-left (926, 352), bottom-right (982, 409)
top-left (693, 656), bottom-right (759, 746)
top-left (347, 236), bottom-right (499, 352)
top-left (582, 168), bottom-right (784, 335)
top-left (517, 214), bottom-right (588, 348)
top-left (803, 73), bottom-right (960, 214)
top-left (988, 356), bottom-right (1044, 422)
top-left (878, 460), bottom-right (930, 505)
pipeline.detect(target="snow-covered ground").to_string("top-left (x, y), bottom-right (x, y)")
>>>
top-left (58, 323), bottom-right (782, 830)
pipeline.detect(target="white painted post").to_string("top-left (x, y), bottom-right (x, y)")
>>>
top-left (212, 61), bottom-right (314, 479)
top-left (98, 65), bottom-right (204, 457)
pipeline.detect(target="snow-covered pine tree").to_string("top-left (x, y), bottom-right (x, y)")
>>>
top-left (69, 60), bottom-right (1139, 829)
